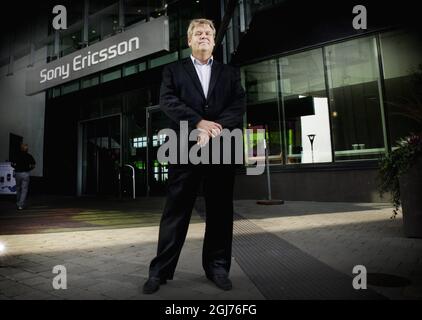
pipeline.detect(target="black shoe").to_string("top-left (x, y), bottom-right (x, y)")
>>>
top-left (142, 277), bottom-right (167, 294)
top-left (207, 274), bottom-right (232, 291)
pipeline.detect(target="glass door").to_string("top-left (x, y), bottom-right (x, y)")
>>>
top-left (146, 106), bottom-right (171, 196)
top-left (79, 115), bottom-right (121, 196)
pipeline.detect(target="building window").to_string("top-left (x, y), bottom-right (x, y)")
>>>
top-left (82, 75), bottom-right (100, 88)
top-left (61, 29), bottom-right (83, 57)
top-left (153, 160), bottom-right (168, 182)
top-left (150, 51), bottom-right (179, 68)
top-left (279, 49), bottom-right (332, 164)
top-left (242, 34), bottom-right (395, 166)
top-left (124, 0), bottom-right (148, 27)
top-left (101, 68), bottom-right (122, 82)
top-left (152, 134), bottom-right (167, 147)
top-left (380, 30), bottom-right (422, 148)
top-left (133, 136), bottom-right (147, 148)
top-left (242, 59), bottom-right (282, 165)
top-left (325, 36), bottom-right (386, 161)
top-left (62, 80), bottom-right (80, 95)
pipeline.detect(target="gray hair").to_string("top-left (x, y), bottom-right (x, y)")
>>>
top-left (187, 18), bottom-right (216, 40)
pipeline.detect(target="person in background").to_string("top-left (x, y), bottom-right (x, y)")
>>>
top-left (11, 143), bottom-right (36, 210)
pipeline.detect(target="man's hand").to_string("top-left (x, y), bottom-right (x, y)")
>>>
top-left (196, 120), bottom-right (222, 137)
top-left (197, 129), bottom-right (210, 147)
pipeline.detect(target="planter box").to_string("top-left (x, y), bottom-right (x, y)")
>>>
top-left (399, 154), bottom-right (422, 238)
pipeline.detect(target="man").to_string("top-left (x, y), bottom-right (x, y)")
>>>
top-left (11, 143), bottom-right (36, 210)
top-left (143, 18), bottom-right (246, 294)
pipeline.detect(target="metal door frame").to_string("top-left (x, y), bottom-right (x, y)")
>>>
top-left (145, 105), bottom-right (160, 197)
top-left (77, 113), bottom-right (122, 196)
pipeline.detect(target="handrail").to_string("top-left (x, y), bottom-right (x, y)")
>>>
top-left (124, 164), bottom-right (135, 200)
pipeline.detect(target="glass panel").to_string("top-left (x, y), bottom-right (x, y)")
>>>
top-left (89, 0), bottom-right (118, 14)
top-left (62, 80), bottom-right (80, 95)
top-left (149, 1), bottom-right (166, 20)
top-left (325, 37), bottom-right (386, 161)
top-left (82, 115), bottom-right (121, 195)
top-left (148, 108), bottom-right (171, 195)
top-left (102, 94), bottom-right (122, 116)
top-left (180, 47), bottom-right (191, 59)
top-left (123, 63), bottom-right (138, 76)
top-left (179, 0), bottom-right (203, 50)
top-left (138, 61), bottom-right (147, 72)
top-left (242, 59), bottom-right (282, 165)
top-left (81, 75), bottom-right (100, 88)
top-left (149, 52), bottom-right (178, 68)
top-left (380, 30), bottom-right (422, 148)
top-left (94, 2), bottom-right (120, 40)
top-left (53, 87), bottom-right (61, 98)
top-left (124, 0), bottom-right (148, 27)
top-left (61, 29), bottom-right (83, 56)
top-left (80, 99), bottom-right (101, 120)
top-left (101, 68), bottom-right (122, 82)
top-left (279, 49), bottom-right (332, 164)
top-left (126, 88), bottom-right (150, 196)
top-left (47, 39), bottom-right (57, 62)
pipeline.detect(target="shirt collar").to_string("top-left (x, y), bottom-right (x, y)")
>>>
top-left (190, 54), bottom-right (213, 66)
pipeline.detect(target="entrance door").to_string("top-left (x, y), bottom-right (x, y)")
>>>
top-left (146, 106), bottom-right (171, 196)
top-left (78, 115), bottom-right (121, 196)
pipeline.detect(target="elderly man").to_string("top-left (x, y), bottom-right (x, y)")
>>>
top-left (143, 18), bottom-right (246, 294)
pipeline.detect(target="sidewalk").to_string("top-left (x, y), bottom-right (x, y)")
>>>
top-left (0, 196), bottom-right (421, 300)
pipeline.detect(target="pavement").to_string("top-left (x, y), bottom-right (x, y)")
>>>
top-left (0, 195), bottom-right (421, 300)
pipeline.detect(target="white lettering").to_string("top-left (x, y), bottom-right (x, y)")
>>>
top-left (91, 52), bottom-right (99, 64)
top-left (108, 45), bottom-right (117, 59)
top-left (73, 55), bottom-right (82, 71)
top-left (99, 48), bottom-right (108, 62)
top-left (352, 265), bottom-right (367, 289)
top-left (352, 5), bottom-right (367, 30)
top-left (52, 265), bottom-right (67, 290)
top-left (39, 36), bottom-right (141, 84)
top-left (128, 37), bottom-right (139, 51)
top-left (40, 69), bottom-right (47, 83)
top-left (117, 42), bottom-right (128, 55)
top-left (52, 5), bottom-right (67, 30)
top-left (165, 304), bottom-right (199, 318)
top-left (62, 63), bottom-right (70, 79)
top-left (82, 55), bottom-right (88, 69)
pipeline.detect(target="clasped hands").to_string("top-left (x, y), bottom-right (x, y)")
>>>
top-left (196, 120), bottom-right (222, 147)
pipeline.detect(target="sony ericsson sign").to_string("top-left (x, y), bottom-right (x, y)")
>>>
top-left (26, 16), bottom-right (169, 95)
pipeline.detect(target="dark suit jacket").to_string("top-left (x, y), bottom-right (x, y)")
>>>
top-left (159, 58), bottom-right (246, 132)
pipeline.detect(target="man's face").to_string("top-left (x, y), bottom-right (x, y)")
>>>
top-left (21, 144), bottom-right (28, 152)
top-left (188, 24), bottom-right (215, 57)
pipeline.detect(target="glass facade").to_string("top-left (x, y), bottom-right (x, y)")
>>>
top-left (325, 37), bottom-right (386, 161)
top-left (48, 0), bottom-right (204, 98)
top-left (241, 31), bottom-right (422, 167)
top-left (380, 30), bottom-right (422, 148)
top-left (280, 49), bottom-right (331, 164)
top-left (43, 0), bottom-right (422, 196)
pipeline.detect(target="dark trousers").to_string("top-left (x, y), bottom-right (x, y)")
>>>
top-left (148, 163), bottom-right (236, 279)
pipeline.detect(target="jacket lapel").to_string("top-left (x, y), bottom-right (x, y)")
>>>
top-left (206, 60), bottom-right (222, 102)
top-left (182, 58), bottom-right (206, 101)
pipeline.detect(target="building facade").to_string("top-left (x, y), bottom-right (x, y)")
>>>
top-left (0, 0), bottom-right (421, 202)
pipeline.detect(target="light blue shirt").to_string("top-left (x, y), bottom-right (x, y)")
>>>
top-left (190, 54), bottom-right (213, 98)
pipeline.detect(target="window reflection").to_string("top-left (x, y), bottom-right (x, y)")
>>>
top-left (325, 37), bottom-right (386, 161)
top-left (380, 30), bottom-right (422, 148)
top-left (279, 49), bottom-right (332, 164)
top-left (242, 59), bottom-right (282, 165)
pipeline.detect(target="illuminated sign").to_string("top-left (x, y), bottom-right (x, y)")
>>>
top-left (26, 16), bottom-right (169, 95)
